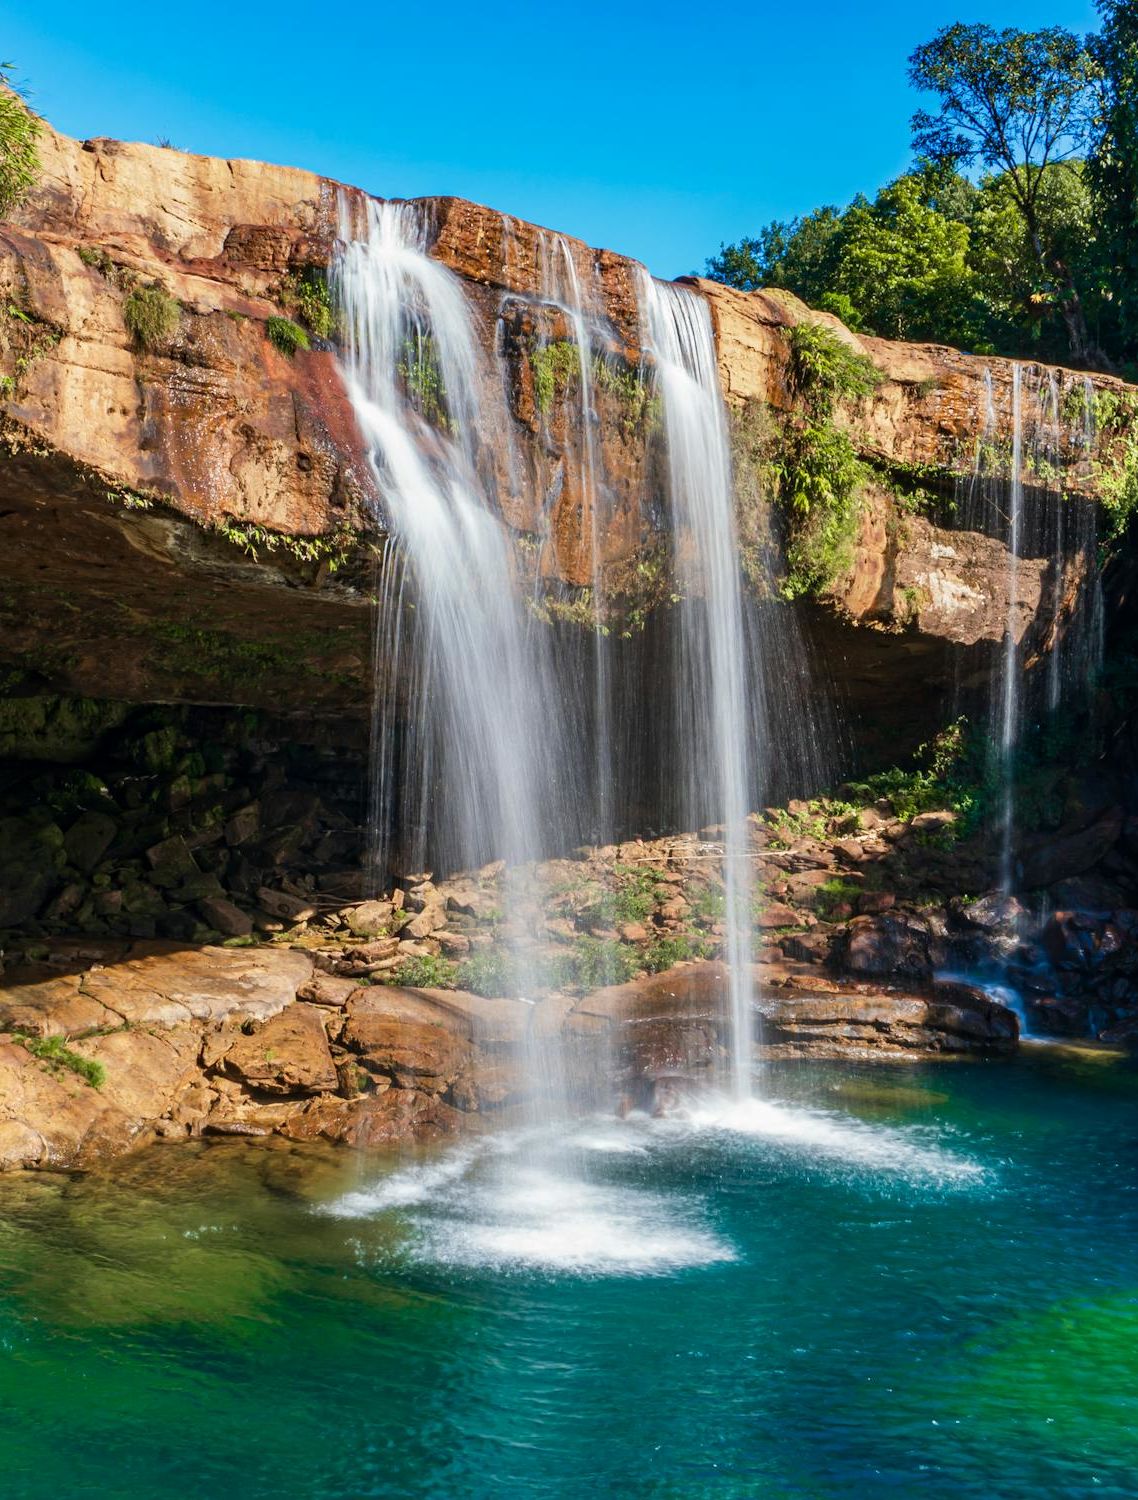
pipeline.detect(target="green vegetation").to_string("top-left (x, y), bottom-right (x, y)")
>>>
top-left (813, 877), bottom-right (862, 919)
top-left (266, 316), bottom-right (309, 357)
top-left (389, 954), bottom-right (459, 988)
top-left (528, 588), bottom-right (609, 635)
top-left (13, 1031), bottom-right (105, 1089)
top-left (591, 354), bottom-right (662, 436)
top-left (706, 8), bottom-right (1138, 373)
top-left (690, 883), bottom-right (726, 924)
top-left (77, 245), bottom-right (117, 277)
top-left (0, 64), bottom-right (40, 214)
top-left (531, 338), bottom-right (581, 414)
top-left (398, 335), bottom-right (448, 428)
top-left (281, 268), bottom-right (335, 339)
top-left (123, 284), bottom-right (180, 350)
top-left (1091, 389), bottom-right (1138, 532)
top-left (765, 797), bottom-right (861, 849)
top-left (214, 519), bottom-right (358, 572)
top-left (455, 946), bottom-right (514, 997)
top-left (770, 324), bottom-right (881, 599)
top-left (549, 936), bottom-right (642, 991)
top-left (578, 867), bottom-right (663, 929)
top-left (845, 718), bottom-right (982, 834)
top-left (640, 932), bottom-right (711, 972)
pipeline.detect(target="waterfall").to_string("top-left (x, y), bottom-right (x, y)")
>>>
top-left (332, 198), bottom-right (563, 943)
top-left (638, 275), bottom-right (757, 1099)
top-left (962, 364), bottom-right (1105, 899)
top-left (333, 199), bottom-right (558, 879)
top-left (996, 365), bottom-right (1023, 894)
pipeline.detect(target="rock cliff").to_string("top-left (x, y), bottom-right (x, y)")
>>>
top-left (2, 121), bottom-right (1133, 728)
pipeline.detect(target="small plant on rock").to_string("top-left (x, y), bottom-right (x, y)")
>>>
top-left (389, 954), bottom-right (459, 989)
top-left (13, 1031), bottom-right (105, 1088)
top-left (457, 947), bottom-right (516, 997)
top-left (123, 284), bottom-right (180, 350)
top-left (641, 933), bottom-right (711, 973)
top-left (281, 267), bottom-right (335, 339)
top-left (266, 316), bottom-right (309, 357)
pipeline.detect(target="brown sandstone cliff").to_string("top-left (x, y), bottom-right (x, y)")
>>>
top-left (0, 120), bottom-right (1133, 725)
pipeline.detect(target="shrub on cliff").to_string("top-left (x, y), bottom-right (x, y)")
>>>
top-left (772, 323), bottom-right (881, 599)
top-left (0, 65), bottom-right (40, 216)
top-left (123, 284), bottom-right (180, 350)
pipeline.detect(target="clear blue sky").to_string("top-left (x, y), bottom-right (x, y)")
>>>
top-left (3, 0), bottom-right (1101, 278)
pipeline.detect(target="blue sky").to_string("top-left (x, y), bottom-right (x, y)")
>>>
top-left (3, 0), bottom-right (1101, 278)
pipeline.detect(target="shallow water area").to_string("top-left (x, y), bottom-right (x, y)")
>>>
top-left (0, 1055), bottom-right (1135, 1498)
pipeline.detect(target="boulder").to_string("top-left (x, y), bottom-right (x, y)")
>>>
top-left (63, 810), bottom-right (118, 873)
top-left (196, 897), bottom-right (253, 937)
top-left (841, 912), bottom-right (936, 979)
top-left (217, 1004), bottom-right (338, 1096)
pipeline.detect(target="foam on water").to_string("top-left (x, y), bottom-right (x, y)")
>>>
top-left (684, 1094), bottom-right (986, 1185)
top-left (410, 1167), bottom-right (734, 1276)
top-left (322, 1093), bottom-right (985, 1278)
top-left (324, 1144), bottom-right (484, 1217)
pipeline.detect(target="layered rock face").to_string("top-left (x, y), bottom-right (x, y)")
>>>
top-left (1, 121), bottom-right (1131, 729)
top-left (0, 938), bottom-right (1017, 1172)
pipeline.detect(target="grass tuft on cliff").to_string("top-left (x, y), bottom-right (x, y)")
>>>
top-left (0, 66), bottom-right (40, 215)
top-left (266, 316), bottom-right (309, 358)
top-left (13, 1031), bottom-right (105, 1089)
top-left (123, 284), bottom-right (180, 350)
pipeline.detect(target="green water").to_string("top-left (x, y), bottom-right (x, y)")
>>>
top-left (0, 1049), bottom-right (1135, 1499)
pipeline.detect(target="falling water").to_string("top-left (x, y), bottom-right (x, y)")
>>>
top-left (996, 365), bottom-right (1023, 894)
top-left (535, 233), bottom-right (613, 847)
top-left (334, 199), bottom-right (562, 881)
top-left (638, 275), bottom-right (756, 1099)
top-left (334, 199), bottom-right (577, 1123)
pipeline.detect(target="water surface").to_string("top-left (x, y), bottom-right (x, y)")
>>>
top-left (0, 1050), bottom-right (1135, 1499)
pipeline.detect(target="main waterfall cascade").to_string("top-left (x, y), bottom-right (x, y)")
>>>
top-left (333, 199), bottom-right (766, 1107)
top-left (333, 198), bottom-right (559, 889)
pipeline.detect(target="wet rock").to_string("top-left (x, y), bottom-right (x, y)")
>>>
top-left (341, 990), bottom-right (472, 1093)
top-left (296, 973), bottom-right (356, 1008)
top-left (1019, 808), bottom-right (1125, 890)
top-left (0, 815), bottom-right (65, 926)
top-left (757, 902), bottom-right (801, 930)
top-left (955, 893), bottom-right (1026, 933)
top-left (256, 887), bottom-right (316, 923)
top-left (195, 896), bottom-right (254, 938)
top-left (224, 803), bottom-right (261, 847)
top-left (841, 912), bottom-right (935, 980)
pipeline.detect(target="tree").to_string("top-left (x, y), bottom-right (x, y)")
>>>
top-left (1088, 0), bottom-right (1138, 358)
top-left (909, 23), bottom-right (1102, 364)
top-left (828, 173), bottom-right (980, 344)
top-left (705, 206), bottom-right (846, 302)
top-left (0, 63), bottom-right (39, 216)
top-left (705, 173), bottom-right (982, 347)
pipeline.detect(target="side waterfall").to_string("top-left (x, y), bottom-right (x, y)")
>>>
top-left (962, 365), bottom-right (1104, 900)
top-left (997, 364), bottom-right (1024, 895)
top-left (638, 276), bottom-right (757, 1099)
